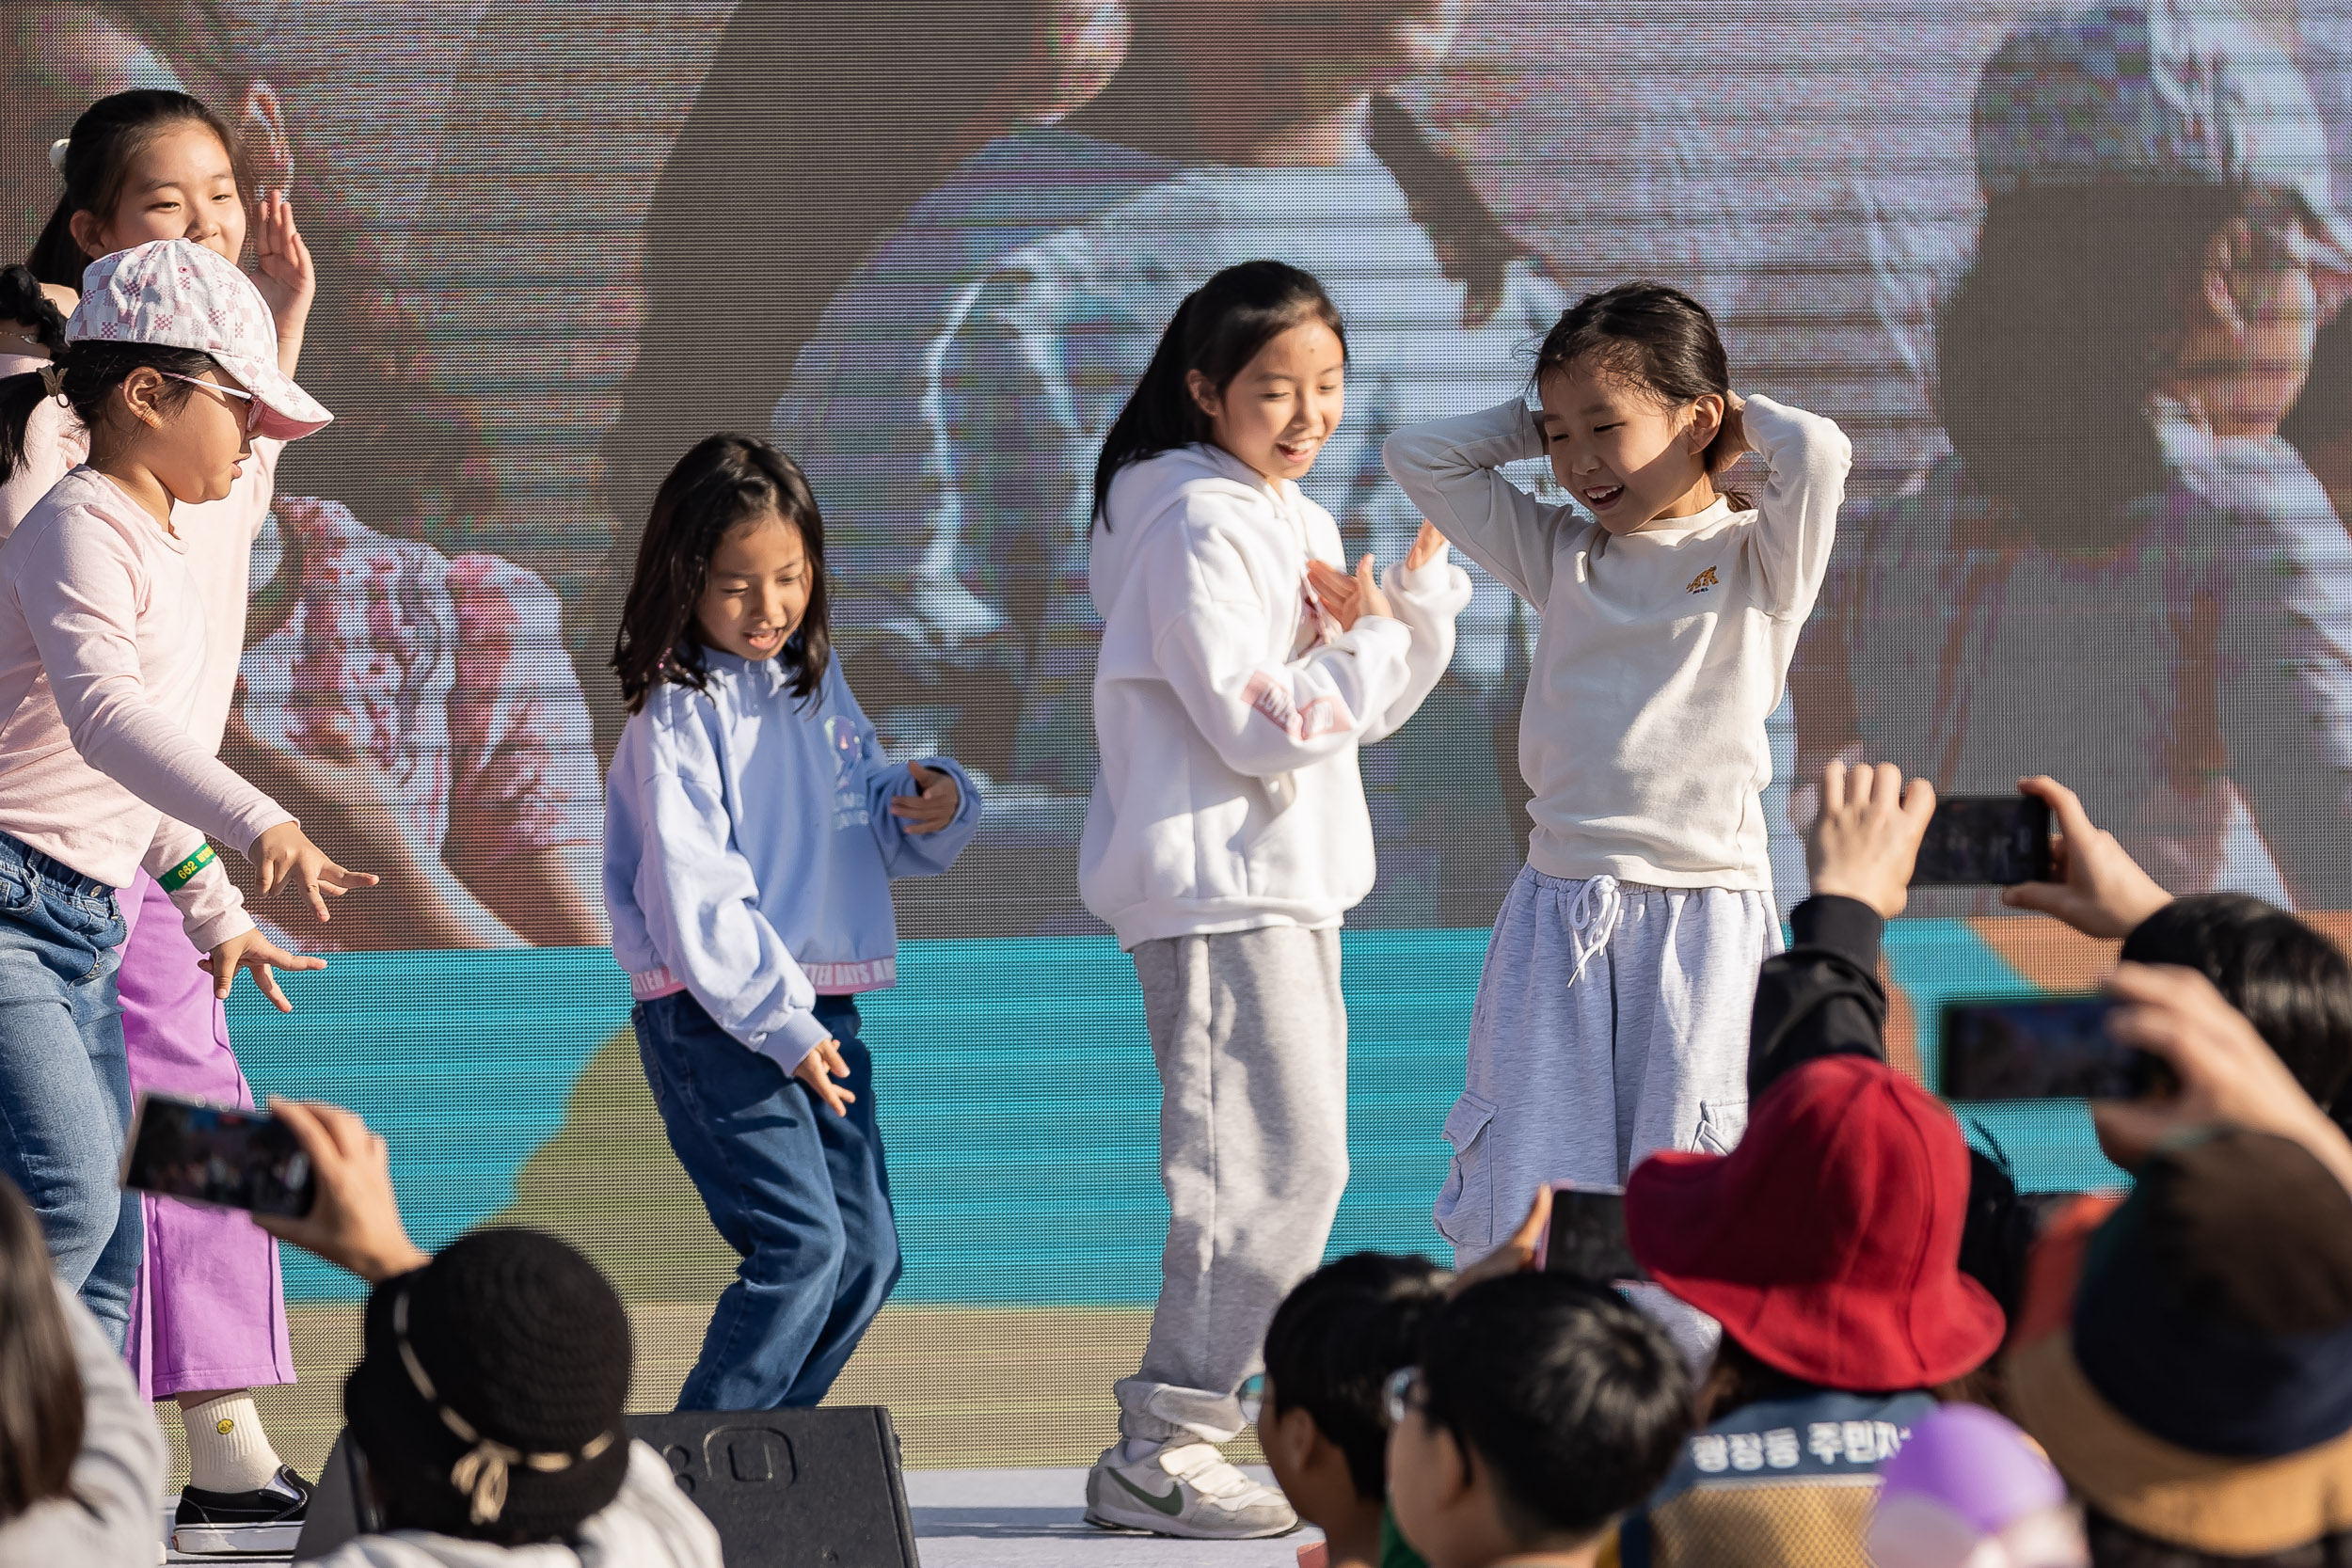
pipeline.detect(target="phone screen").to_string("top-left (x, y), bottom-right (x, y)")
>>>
top-left (120, 1094), bottom-right (315, 1218)
top-left (1540, 1186), bottom-right (1648, 1285)
top-left (1910, 795), bottom-right (2055, 886)
top-left (1938, 998), bottom-right (2162, 1102)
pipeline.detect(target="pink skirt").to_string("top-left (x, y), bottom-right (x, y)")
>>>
top-left (119, 874), bottom-right (295, 1398)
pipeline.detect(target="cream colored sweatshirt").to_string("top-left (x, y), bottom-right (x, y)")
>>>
top-left (1384, 395), bottom-right (1851, 889)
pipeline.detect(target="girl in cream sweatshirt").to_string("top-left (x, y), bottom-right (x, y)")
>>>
top-left (1385, 282), bottom-right (1851, 1275)
top-left (1078, 261), bottom-right (1469, 1540)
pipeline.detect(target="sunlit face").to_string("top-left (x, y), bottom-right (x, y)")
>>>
top-left (1536, 356), bottom-right (1721, 534)
top-left (79, 119), bottom-right (245, 267)
top-left (0, 6), bottom-right (187, 249)
top-left (128, 361), bottom-right (254, 508)
top-left (695, 514), bottom-right (812, 662)
top-left (1189, 319), bottom-right (1346, 486)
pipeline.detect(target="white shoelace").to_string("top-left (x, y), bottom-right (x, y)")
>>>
top-left (1565, 874), bottom-right (1623, 990)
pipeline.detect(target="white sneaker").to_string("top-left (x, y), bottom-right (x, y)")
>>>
top-left (1085, 1441), bottom-right (1299, 1540)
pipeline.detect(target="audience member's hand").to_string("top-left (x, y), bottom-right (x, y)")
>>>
top-left (1805, 759), bottom-right (1936, 917)
top-left (2096, 962), bottom-right (2352, 1192)
top-left (255, 1099), bottom-right (431, 1285)
top-left (889, 764), bottom-right (961, 834)
top-left (795, 1039), bottom-right (856, 1117)
top-left (1450, 1185), bottom-right (1549, 1294)
top-left (1999, 776), bottom-right (2171, 938)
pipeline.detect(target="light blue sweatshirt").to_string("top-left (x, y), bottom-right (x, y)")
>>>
top-left (603, 650), bottom-right (981, 1061)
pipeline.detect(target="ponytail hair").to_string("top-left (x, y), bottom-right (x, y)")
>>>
top-left (1092, 260), bottom-right (1346, 525)
top-left (28, 89), bottom-right (247, 289)
top-left (1533, 281), bottom-right (1751, 510)
top-left (0, 262), bottom-right (211, 482)
top-left (612, 433), bottom-right (834, 713)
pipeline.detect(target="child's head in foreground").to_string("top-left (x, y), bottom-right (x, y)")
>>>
top-left (1387, 1273), bottom-right (1693, 1568)
top-left (1531, 281), bottom-right (1747, 536)
top-left (1258, 1252), bottom-right (1446, 1528)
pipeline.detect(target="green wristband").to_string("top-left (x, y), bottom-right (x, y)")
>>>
top-left (158, 843), bottom-right (216, 894)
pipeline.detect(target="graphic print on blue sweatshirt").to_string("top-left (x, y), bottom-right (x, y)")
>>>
top-left (603, 649), bottom-right (982, 1060)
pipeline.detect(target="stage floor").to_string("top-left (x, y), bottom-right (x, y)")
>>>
top-left (165, 1465), bottom-right (1318, 1566)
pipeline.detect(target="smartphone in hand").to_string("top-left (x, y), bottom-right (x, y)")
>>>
top-left (119, 1092), bottom-right (317, 1218)
top-left (1535, 1183), bottom-right (1648, 1286)
top-left (1938, 998), bottom-right (2168, 1102)
top-left (1910, 795), bottom-right (2055, 886)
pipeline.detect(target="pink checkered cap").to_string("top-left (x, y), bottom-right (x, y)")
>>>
top-left (64, 238), bottom-right (334, 440)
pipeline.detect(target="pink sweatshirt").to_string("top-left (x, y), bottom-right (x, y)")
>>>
top-left (0, 464), bottom-right (292, 949)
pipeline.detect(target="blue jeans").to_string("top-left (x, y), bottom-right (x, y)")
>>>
top-left (636, 991), bottom-right (902, 1410)
top-left (0, 832), bottom-right (138, 1348)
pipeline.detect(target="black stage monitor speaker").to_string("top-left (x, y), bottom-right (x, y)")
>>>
top-left (294, 1406), bottom-right (920, 1568)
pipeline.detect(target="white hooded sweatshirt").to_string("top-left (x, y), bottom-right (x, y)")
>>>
top-left (1079, 442), bottom-right (1471, 948)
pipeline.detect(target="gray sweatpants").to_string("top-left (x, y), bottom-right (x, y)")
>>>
top-left (1116, 926), bottom-right (1350, 1447)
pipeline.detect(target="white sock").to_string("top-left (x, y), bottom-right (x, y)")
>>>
top-left (182, 1393), bottom-right (283, 1494)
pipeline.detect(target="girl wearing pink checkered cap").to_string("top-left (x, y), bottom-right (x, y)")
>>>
top-left (0, 235), bottom-right (375, 1544)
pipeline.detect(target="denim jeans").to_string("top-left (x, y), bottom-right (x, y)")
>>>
top-left (637, 991), bottom-right (902, 1410)
top-left (0, 832), bottom-right (138, 1348)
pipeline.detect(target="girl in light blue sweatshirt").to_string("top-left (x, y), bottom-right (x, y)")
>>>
top-left (602, 433), bottom-right (982, 1410)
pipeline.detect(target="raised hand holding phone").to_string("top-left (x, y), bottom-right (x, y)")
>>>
top-left (1805, 758), bottom-right (1937, 916)
top-left (795, 1037), bottom-right (857, 1117)
top-left (1998, 775), bottom-right (2172, 937)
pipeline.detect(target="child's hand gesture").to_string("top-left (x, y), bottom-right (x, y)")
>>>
top-left (200, 927), bottom-right (326, 1011)
top-left (889, 763), bottom-right (961, 834)
top-left (250, 820), bottom-right (378, 925)
top-left (1304, 553), bottom-right (1395, 632)
top-left (249, 188), bottom-right (317, 373)
top-left (795, 1039), bottom-right (856, 1117)
top-left (1405, 518), bottom-right (1448, 571)
top-left (1710, 389), bottom-right (1754, 475)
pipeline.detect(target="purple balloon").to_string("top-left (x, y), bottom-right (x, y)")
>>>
top-left (1878, 1405), bottom-right (2066, 1536)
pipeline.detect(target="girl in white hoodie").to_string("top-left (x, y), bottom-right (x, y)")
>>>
top-left (1079, 260), bottom-right (1470, 1540)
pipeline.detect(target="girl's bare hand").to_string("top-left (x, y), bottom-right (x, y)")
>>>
top-left (794, 1038), bottom-right (856, 1117)
top-left (888, 763), bottom-right (961, 834)
top-left (250, 820), bottom-right (378, 924)
top-left (1305, 554), bottom-right (1393, 631)
top-left (249, 188), bottom-right (317, 363)
top-left (199, 927), bottom-right (326, 1011)
top-left (1711, 389), bottom-right (1754, 473)
top-left (1405, 518), bottom-right (1448, 572)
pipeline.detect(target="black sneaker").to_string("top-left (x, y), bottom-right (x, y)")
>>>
top-left (171, 1465), bottom-right (311, 1556)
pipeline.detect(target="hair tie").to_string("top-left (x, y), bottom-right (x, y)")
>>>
top-left (39, 364), bottom-right (64, 401)
top-left (391, 1289), bottom-right (619, 1526)
top-left (47, 138), bottom-right (70, 175)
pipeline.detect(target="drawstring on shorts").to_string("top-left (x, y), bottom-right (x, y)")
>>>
top-left (1565, 875), bottom-right (1622, 990)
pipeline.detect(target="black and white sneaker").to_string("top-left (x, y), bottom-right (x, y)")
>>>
top-left (171, 1465), bottom-right (311, 1556)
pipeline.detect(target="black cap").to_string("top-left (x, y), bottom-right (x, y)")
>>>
top-left (345, 1229), bottom-right (632, 1544)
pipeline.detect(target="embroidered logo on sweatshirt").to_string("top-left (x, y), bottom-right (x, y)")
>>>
top-left (1687, 565), bottom-right (1720, 594)
top-left (1243, 670), bottom-right (1346, 741)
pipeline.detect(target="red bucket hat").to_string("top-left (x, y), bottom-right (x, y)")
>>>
top-left (1625, 1054), bottom-right (2004, 1389)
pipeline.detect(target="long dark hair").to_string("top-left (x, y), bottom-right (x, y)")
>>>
top-left (0, 1178), bottom-right (83, 1523)
top-left (1937, 183), bottom-right (2249, 553)
top-left (1533, 281), bottom-right (1751, 510)
top-left (612, 434), bottom-right (833, 713)
top-left (28, 87), bottom-right (247, 288)
top-left (0, 262), bottom-right (211, 478)
top-left (1091, 260), bottom-right (1346, 524)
